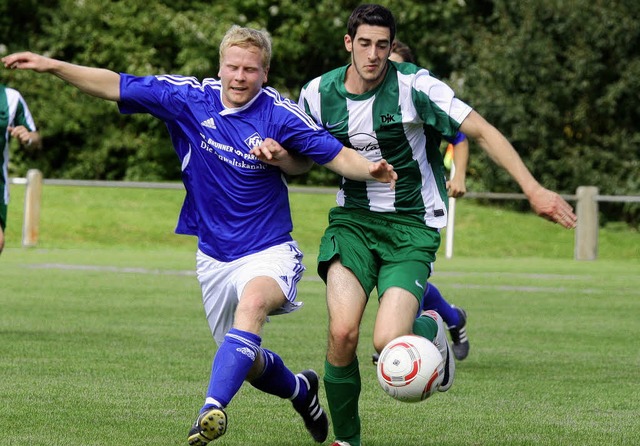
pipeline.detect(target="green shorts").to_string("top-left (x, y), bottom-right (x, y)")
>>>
top-left (317, 207), bottom-right (441, 302)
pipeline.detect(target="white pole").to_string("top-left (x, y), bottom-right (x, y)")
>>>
top-left (444, 163), bottom-right (456, 259)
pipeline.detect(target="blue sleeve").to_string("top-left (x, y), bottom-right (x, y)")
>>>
top-left (445, 131), bottom-right (467, 145)
top-left (269, 94), bottom-right (343, 165)
top-left (118, 73), bottom-right (188, 121)
top-left (287, 125), bottom-right (343, 165)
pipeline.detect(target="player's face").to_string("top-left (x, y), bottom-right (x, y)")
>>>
top-left (345, 24), bottom-right (392, 86)
top-left (218, 45), bottom-right (268, 108)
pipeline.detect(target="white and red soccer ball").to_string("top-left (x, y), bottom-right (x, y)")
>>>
top-left (376, 334), bottom-right (444, 402)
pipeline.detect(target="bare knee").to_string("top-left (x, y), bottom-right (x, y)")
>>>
top-left (330, 324), bottom-right (359, 347)
top-left (328, 324), bottom-right (360, 365)
top-left (235, 277), bottom-right (286, 333)
top-left (237, 294), bottom-right (270, 319)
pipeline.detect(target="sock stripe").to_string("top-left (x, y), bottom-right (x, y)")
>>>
top-left (226, 332), bottom-right (260, 351)
top-left (290, 373), bottom-right (301, 400)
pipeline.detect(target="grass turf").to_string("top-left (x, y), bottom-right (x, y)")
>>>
top-left (1, 184), bottom-right (639, 445)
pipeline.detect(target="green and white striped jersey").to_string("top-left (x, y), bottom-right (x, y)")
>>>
top-left (1, 85), bottom-right (38, 205)
top-left (299, 62), bottom-right (472, 229)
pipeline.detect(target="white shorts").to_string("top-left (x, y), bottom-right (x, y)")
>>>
top-left (196, 241), bottom-right (306, 345)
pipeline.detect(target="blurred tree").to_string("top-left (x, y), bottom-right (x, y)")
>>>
top-left (459, 0), bottom-right (639, 225)
top-left (0, 0), bottom-right (637, 224)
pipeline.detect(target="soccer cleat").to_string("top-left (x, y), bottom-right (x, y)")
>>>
top-left (371, 353), bottom-right (380, 366)
top-left (448, 306), bottom-right (470, 361)
top-left (331, 442), bottom-right (354, 446)
top-left (187, 407), bottom-right (227, 445)
top-left (295, 370), bottom-right (329, 443)
top-left (420, 310), bottom-right (455, 392)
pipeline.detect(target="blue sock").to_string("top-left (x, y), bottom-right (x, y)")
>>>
top-left (250, 348), bottom-right (307, 409)
top-left (421, 283), bottom-right (460, 326)
top-left (203, 328), bottom-right (261, 411)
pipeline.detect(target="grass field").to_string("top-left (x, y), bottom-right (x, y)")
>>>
top-left (1, 185), bottom-right (639, 446)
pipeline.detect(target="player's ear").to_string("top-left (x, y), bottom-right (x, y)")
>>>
top-left (344, 34), bottom-right (353, 53)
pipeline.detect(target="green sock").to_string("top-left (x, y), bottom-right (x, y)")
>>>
top-left (324, 357), bottom-right (361, 446)
top-left (413, 313), bottom-right (438, 340)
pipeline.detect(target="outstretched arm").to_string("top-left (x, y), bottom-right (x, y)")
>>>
top-left (252, 139), bottom-right (397, 187)
top-left (2, 52), bottom-right (121, 101)
top-left (460, 110), bottom-right (576, 228)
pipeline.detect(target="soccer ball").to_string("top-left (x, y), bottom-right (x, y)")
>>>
top-left (376, 334), bottom-right (444, 403)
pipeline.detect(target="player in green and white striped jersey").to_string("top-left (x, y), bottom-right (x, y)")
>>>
top-left (300, 47), bottom-right (468, 229)
top-left (0, 84), bottom-right (41, 255)
top-left (297, 5), bottom-right (577, 446)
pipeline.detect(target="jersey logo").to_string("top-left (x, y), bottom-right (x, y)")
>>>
top-left (325, 120), bottom-right (345, 129)
top-left (236, 346), bottom-right (256, 361)
top-left (380, 113), bottom-right (396, 124)
top-left (350, 132), bottom-right (381, 153)
top-left (201, 117), bottom-right (217, 129)
top-left (244, 132), bottom-right (263, 149)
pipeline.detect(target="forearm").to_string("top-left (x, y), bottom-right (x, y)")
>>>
top-left (450, 140), bottom-right (468, 193)
top-left (461, 111), bottom-right (540, 197)
top-left (3, 52), bottom-right (119, 100)
top-left (477, 128), bottom-right (540, 196)
top-left (459, 111), bottom-right (575, 227)
top-left (278, 153), bottom-right (315, 176)
top-left (255, 143), bottom-right (395, 186)
top-left (49, 59), bottom-right (121, 101)
top-left (452, 141), bottom-right (469, 178)
top-left (324, 147), bottom-right (374, 181)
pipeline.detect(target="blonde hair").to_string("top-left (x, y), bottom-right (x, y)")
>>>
top-left (219, 25), bottom-right (272, 69)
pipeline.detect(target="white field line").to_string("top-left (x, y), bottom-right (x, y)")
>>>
top-left (24, 263), bottom-right (599, 293)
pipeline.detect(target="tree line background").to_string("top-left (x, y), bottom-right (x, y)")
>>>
top-left (2, 0), bottom-right (638, 225)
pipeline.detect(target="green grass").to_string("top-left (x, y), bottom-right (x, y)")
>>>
top-left (1, 184), bottom-right (639, 445)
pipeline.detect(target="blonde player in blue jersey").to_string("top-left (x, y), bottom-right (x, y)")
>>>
top-left (296, 5), bottom-right (577, 446)
top-left (0, 84), bottom-right (41, 255)
top-left (2, 25), bottom-right (398, 445)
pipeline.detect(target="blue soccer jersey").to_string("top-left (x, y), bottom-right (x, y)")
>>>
top-left (118, 74), bottom-right (343, 261)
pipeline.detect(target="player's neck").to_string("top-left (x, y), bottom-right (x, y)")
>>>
top-left (344, 64), bottom-right (386, 95)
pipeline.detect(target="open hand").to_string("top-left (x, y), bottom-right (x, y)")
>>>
top-left (369, 160), bottom-right (397, 190)
top-left (250, 137), bottom-right (287, 164)
top-left (528, 186), bottom-right (577, 229)
top-left (2, 52), bottom-right (53, 72)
